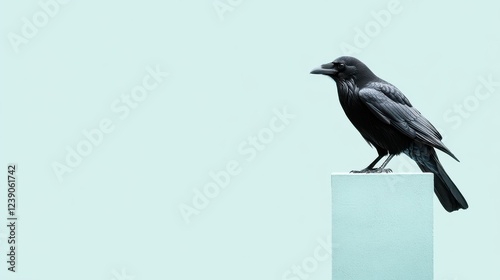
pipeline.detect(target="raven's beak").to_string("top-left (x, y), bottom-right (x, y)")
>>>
top-left (310, 63), bottom-right (337, 75)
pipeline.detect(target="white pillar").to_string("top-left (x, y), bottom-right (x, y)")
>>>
top-left (331, 173), bottom-right (433, 280)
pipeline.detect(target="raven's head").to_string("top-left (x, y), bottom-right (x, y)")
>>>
top-left (310, 56), bottom-right (376, 85)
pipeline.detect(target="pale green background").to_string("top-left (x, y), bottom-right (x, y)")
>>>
top-left (0, 0), bottom-right (499, 279)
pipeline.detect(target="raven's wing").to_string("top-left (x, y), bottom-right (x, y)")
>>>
top-left (369, 82), bottom-right (414, 108)
top-left (359, 84), bottom-right (458, 161)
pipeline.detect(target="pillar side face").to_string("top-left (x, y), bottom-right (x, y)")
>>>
top-left (331, 173), bottom-right (434, 280)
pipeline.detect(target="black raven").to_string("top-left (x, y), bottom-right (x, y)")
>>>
top-left (311, 56), bottom-right (468, 212)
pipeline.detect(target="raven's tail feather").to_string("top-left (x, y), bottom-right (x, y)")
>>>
top-left (416, 153), bottom-right (468, 212)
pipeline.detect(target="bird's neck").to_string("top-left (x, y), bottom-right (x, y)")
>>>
top-left (336, 78), bottom-right (358, 103)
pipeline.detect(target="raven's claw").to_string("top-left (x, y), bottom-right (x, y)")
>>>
top-left (350, 168), bottom-right (375, 173)
top-left (372, 168), bottom-right (392, 173)
top-left (350, 168), bottom-right (392, 173)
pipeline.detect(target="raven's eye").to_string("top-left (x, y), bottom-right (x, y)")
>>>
top-left (334, 63), bottom-right (345, 71)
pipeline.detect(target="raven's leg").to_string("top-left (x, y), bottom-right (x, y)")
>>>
top-left (350, 154), bottom-right (385, 173)
top-left (370, 154), bottom-right (395, 173)
top-left (350, 146), bottom-right (388, 173)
